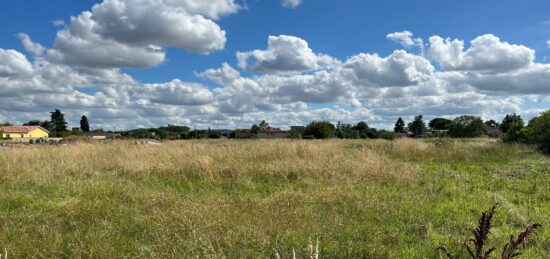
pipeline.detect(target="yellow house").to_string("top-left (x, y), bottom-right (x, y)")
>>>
top-left (0, 126), bottom-right (50, 139)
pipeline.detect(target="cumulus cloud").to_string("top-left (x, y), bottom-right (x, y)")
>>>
top-left (163, 0), bottom-right (241, 19)
top-left (2, 28), bottom-right (549, 130)
top-left (387, 31), bottom-right (424, 53)
top-left (16, 33), bottom-right (46, 56)
top-left (237, 35), bottom-right (337, 73)
top-left (281, 0), bottom-right (302, 8)
top-left (47, 0), bottom-right (236, 68)
top-left (196, 63), bottom-right (240, 85)
top-left (341, 50), bottom-right (434, 87)
top-left (140, 79), bottom-right (215, 106)
top-left (428, 34), bottom-right (535, 73)
top-left (0, 49), bottom-right (34, 77)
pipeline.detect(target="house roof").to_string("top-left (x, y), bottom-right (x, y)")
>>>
top-left (0, 125), bottom-right (50, 134)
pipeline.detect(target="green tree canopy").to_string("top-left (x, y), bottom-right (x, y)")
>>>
top-left (448, 116), bottom-right (486, 138)
top-left (394, 117), bottom-right (405, 133)
top-left (428, 118), bottom-right (452, 130)
top-left (500, 113), bottom-right (523, 133)
top-left (80, 115), bottom-right (90, 132)
top-left (525, 110), bottom-right (550, 154)
top-left (408, 115), bottom-right (426, 137)
top-left (484, 119), bottom-right (498, 128)
top-left (24, 120), bottom-right (42, 126)
top-left (50, 109), bottom-right (67, 134)
top-left (304, 121), bottom-right (335, 139)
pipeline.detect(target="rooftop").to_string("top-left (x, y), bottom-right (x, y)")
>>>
top-left (0, 125), bottom-right (49, 134)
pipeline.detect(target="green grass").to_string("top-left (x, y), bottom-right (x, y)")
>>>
top-left (0, 139), bottom-right (548, 258)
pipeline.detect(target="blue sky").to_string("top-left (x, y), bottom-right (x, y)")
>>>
top-left (0, 0), bottom-right (549, 129)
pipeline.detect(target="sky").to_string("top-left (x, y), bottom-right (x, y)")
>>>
top-left (0, 0), bottom-right (549, 130)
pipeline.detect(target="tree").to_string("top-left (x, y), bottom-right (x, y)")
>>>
top-left (502, 122), bottom-right (526, 143)
top-left (304, 121), bottom-right (335, 139)
top-left (259, 120), bottom-right (269, 129)
top-left (524, 110), bottom-right (550, 154)
top-left (336, 123), bottom-right (359, 139)
top-left (500, 113), bottom-right (523, 133)
top-left (0, 122), bottom-right (12, 126)
top-left (428, 118), bottom-right (452, 130)
top-left (484, 119), bottom-right (498, 128)
top-left (40, 121), bottom-right (53, 131)
top-left (353, 121), bottom-right (369, 131)
top-left (251, 124), bottom-right (260, 134)
top-left (448, 116), bottom-right (486, 138)
top-left (24, 120), bottom-right (42, 126)
top-left (408, 115), bottom-right (426, 137)
top-left (394, 117), bottom-right (405, 133)
top-left (352, 121), bottom-right (369, 138)
top-left (80, 115), bottom-right (90, 132)
top-left (50, 109), bottom-right (67, 135)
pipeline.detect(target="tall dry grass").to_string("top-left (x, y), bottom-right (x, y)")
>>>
top-left (0, 139), bottom-right (547, 258)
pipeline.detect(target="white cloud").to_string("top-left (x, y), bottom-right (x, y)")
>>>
top-left (140, 79), bottom-right (215, 106)
top-left (1, 30), bottom-right (549, 130)
top-left (428, 34), bottom-right (534, 73)
top-left (237, 35), bottom-right (338, 73)
top-left (16, 33), bottom-right (46, 56)
top-left (47, 0), bottom-right (236, 68)
top-left (52, 20), bottom-right (65, 27)
top-left (341, 50), bottom-right (434, 87)
top-left (196, 63), bottom-right (240, 85)
top-left (387, 31), bottom-right (424, 53)
top-left (0, 49), bottom-right (34, 77)
top-left (163, 0), bottom-right (241, 20)
top-left (547, 40), bottom-right (550, 48)
top-left (281, 0), bottom-right (302, 8)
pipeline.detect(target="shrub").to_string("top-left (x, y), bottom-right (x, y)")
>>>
top-left (304, 121), bottom-right (335, 139)
top-left (501, 122), bottom-right (526, 143)
top-left (525, 110), bottom-right (550, 154)
top-left (429, 118), bottom-right (452, 130)
top-left (500, 113), bottom-right (524, 133)
top-left (378, 130), bottom-right (395, 140)
top-left (448, 116), bottom-right (486, 138)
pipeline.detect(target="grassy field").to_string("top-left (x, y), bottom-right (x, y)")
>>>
top-left (0, 139), bottom-right (548, 258)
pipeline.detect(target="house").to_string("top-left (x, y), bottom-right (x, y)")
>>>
top-left (234, 129), bottom-right (253, 139)
top-left (486, 127), bottom-right (503, 138)
top-left (257, 127), bottom-right (290, 139)
top-left (0, 126), bottom-right (49, 140)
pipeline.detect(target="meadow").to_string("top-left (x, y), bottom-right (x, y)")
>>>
top-left (0, 139), bottom-right (548, 258)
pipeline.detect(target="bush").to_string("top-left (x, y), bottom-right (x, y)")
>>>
top-left (525, 110), bottom-right (550, 154)
top-left (304, 121), bottom-right (335, 139)
top-left (502, 122), bottom-right (526, 143)
top-left (429, 118), bottom-right (451, 130)
top-left (378, 130), bottom-right (395, 140)
top-left (448, 116), bottom-right (486, 138)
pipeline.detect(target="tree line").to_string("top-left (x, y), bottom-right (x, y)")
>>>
top-left (2, 108), bottom-right (549, 155)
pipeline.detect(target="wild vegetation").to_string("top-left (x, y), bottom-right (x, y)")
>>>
top-left (0, 139), bottom-right (548, 257)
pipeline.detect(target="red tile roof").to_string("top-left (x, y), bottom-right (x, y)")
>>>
top-left (0, 126), bottom-right (49, 134)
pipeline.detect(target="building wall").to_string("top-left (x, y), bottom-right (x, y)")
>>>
top-left (25, 128), bottom-right (49, 138)
top-left (1, 129), bottom-right (49, 139)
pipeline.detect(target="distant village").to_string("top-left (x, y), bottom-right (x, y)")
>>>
top-left (1, 109), bottom-right (515, 146)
